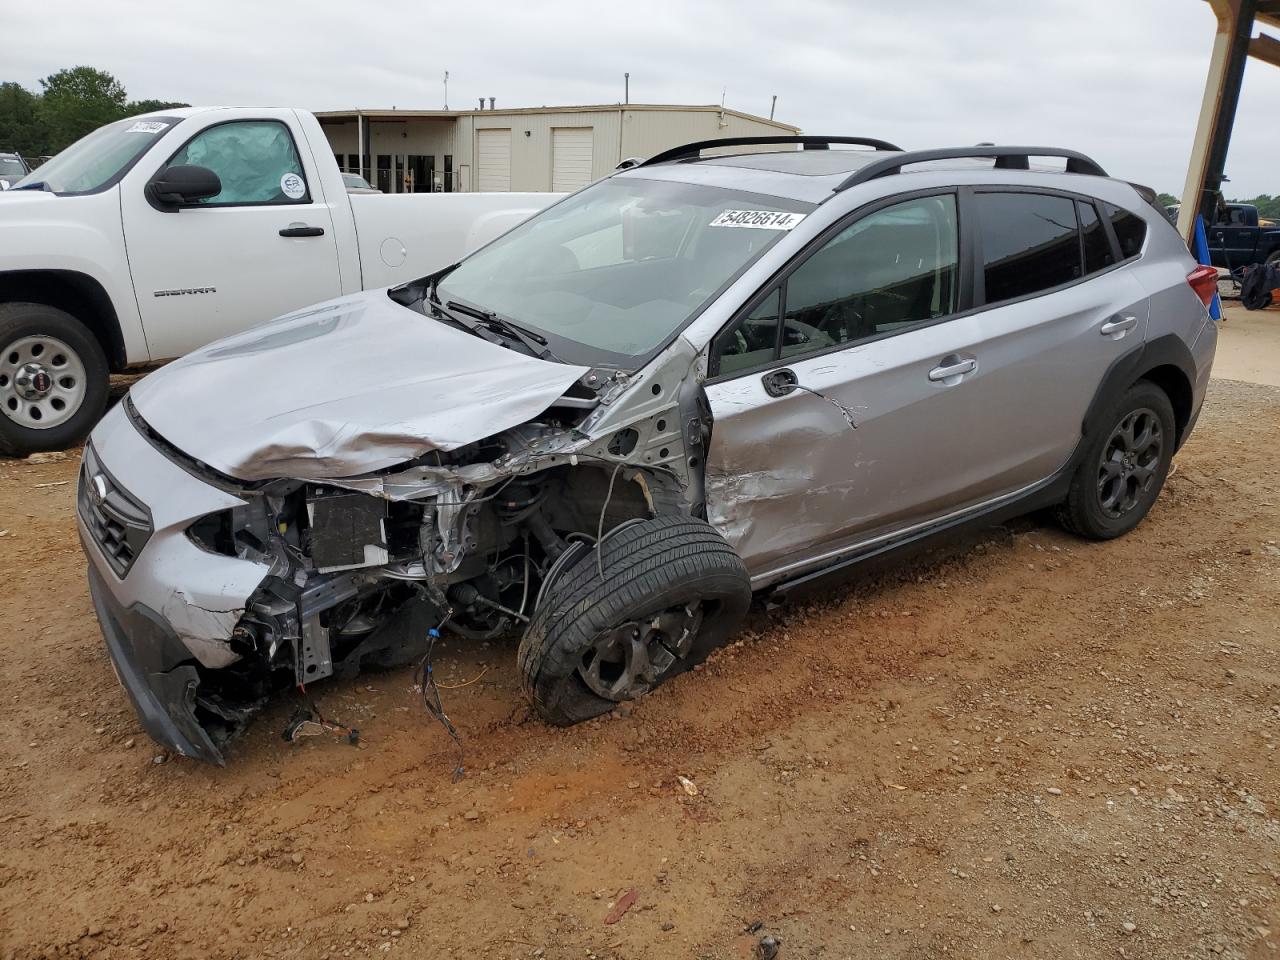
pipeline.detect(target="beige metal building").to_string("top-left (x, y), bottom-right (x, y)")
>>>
top-left (315, 103), bottom-right (800, 194)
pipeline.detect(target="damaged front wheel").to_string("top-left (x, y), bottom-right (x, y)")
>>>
top-left (517, 515), bottom-right (751, 725)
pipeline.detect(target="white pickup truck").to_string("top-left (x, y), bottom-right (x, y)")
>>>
top-left (0, 107), bottom-right (558, 454)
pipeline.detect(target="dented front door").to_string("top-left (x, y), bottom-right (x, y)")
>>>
top-left (703, 313), bottom-right (999, 585)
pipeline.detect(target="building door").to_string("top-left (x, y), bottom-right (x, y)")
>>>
top-left (476, 129), bottom-right (511, 191)
top-left (551, 127), bottom-right (593, 192)
top-left (406, 155), bottom-right (434, 193)
top-left (375, 154), bottom-right (391, 193)
top-left (444, 155), bottom-right (453, 192)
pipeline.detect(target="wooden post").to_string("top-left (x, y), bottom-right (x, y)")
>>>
top-left (1177, 0), bottom-right (1255, 241)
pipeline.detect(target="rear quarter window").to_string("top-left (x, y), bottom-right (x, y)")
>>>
top-left (1103, 202), bottom-right (1147, 259)
top-left (1078, 201), bottom-right (1115, 274)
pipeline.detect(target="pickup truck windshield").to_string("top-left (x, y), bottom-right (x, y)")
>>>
top-left (436, 176), bottom-right (814, 367)
top-left (13, 116), bottom-right (178, 195)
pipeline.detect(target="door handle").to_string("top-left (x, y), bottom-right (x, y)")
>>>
top-left (761, 368), bottom-right (799, 398)
top-left (1099, 315), bottom-right (1138, 337)
top-left (927, 356), bottom-right (977, 382)
top-left (279, 224), bottom-right (325, 238)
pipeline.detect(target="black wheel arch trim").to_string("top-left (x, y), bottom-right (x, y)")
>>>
top-left (1078, 333), bottom-right (1198, 458)
top-left (0, 269), bottom-right (128, 371)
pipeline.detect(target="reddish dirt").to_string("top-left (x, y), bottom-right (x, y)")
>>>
top-left (1, 372), bottom-right (1278, 960)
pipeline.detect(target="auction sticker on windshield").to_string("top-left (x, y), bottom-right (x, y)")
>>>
top-left (710, 210), bottom-right (806, 230)
top-left (126, 121), bottom-right (169, 134)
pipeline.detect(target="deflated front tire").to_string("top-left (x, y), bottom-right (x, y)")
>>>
top-left (517, 515), bottom-right (752, 725)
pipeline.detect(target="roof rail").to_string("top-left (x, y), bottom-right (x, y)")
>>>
top-left (833, 146), bottom-right (1107, 192)
top-left (638, 135), bottom-right (904, 168)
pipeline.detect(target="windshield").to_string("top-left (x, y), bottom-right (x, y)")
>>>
top-left (343, 173), bottom-right (372, 189)
top-left (13, 116), bottom-right (178, 195)
top-left (436, 176), bottom-right (814, 367)
top-left (0, 157), bottom-right (25, 177)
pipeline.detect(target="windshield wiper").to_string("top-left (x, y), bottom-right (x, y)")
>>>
top-left (426, 300), bottom-right (509, 347)
top-left (445, 299), bottom-right (558, 361)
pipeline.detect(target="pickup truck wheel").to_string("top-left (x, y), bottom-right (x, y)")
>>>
top-left (0, 303), bottom-right (109, 456)
top-left (1056, 380), bottom-right (1175, 541)
top-left (517, 515), bottom-right (752, 726)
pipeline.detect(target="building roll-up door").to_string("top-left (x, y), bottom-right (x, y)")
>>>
top-left (476, 128), bottom-right (511, 191)
top-left (551, 127), bottom-right (594, 192)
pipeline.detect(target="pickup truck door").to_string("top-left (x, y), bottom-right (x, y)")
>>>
top-left (121, 114), bottom-right (343, 359)
top-left (1210, 207), bottom-right (1258, 268)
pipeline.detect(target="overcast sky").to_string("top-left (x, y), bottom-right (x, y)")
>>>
top-left (4, 0), bottom-right (1277, 197)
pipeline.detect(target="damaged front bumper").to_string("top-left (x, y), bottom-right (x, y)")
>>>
top-left (78, 402), bottom-right (273, 764)
top-left (86, 563), bottom-right (228, 763)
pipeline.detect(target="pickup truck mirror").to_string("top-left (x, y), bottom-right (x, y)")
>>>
top-left (147, 164), bottom-right (222, 209)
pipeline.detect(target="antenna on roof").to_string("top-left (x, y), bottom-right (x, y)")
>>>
top-left (443, 70), bottom-right (449, 110)
top-left (770, 95), bottom-right (777, 121)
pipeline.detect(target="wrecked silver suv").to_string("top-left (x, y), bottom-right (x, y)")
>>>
top-left (79, 137), bottom-right (1216, 763)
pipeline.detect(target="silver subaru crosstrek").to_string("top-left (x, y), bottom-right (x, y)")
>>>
top-left (78, 138), bottom-right (1218, 763)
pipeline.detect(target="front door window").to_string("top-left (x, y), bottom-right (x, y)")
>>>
top-left (165, 120), bottom-right (310, 206)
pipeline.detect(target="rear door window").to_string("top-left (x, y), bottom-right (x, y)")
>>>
top-left (975, 192), bottom-right (1080, 304)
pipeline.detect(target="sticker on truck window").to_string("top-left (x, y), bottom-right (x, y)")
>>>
top-left (280, 172), bottom-right (306, 200)
top-left (710, 210), bottom-right (806, 230)
top-left (126, 120), bottom-right (170, 134)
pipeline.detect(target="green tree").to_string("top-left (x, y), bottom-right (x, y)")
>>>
top-left (124, 99), bottom-right (190, 116)
top-left (0, 81), bottom-right (47, 156)
top-left (38, 66), bottom-right (127, 148)
top-left (1157, 191), bottom-right (1178, 207)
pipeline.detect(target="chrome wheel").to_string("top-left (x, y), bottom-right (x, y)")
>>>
top-left (578, 602), bottom-right (704, 702)
top-left (1097, 407), bottom-right (1163, 518)
top-left (0, 334), bottom-right (88, 430)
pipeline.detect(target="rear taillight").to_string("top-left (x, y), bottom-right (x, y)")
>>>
top-left (1187, 265), bottom-right (1218, 308)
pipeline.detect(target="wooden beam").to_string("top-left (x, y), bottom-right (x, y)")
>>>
top-left (1178, 0), bottom-right (1256, 241)
top-left (1251, 32), bottom-right (1280, 66)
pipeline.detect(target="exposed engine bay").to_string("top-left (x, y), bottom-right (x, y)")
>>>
top-left (142, 337), bottom-right (713, 751)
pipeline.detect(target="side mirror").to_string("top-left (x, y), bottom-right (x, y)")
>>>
top-left (147, 164), bottom-right (221, 209)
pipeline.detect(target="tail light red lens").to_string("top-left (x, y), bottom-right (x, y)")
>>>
top-left (1187, 265), bottom-right (1218, 308)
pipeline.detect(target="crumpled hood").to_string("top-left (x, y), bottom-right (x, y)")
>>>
top-left (130, 291), bottom-right (589, 482)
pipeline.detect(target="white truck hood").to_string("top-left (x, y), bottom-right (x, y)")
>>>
top-left (130, 290), bottom-right (590, 482)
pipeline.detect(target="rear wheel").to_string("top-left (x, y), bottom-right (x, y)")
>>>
top-left (0, 302), bottom-right (109, 456)
top-left (518, 515), bottom-right (752, 725)
top-left (1057, 380), bottom-right (1175, 540)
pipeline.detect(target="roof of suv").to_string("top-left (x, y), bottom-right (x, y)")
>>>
top-left (622, 140), bottom-right (1112, 205)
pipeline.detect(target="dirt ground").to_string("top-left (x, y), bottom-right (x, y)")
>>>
top-left (1, 306), bottom-right (1278, 960)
